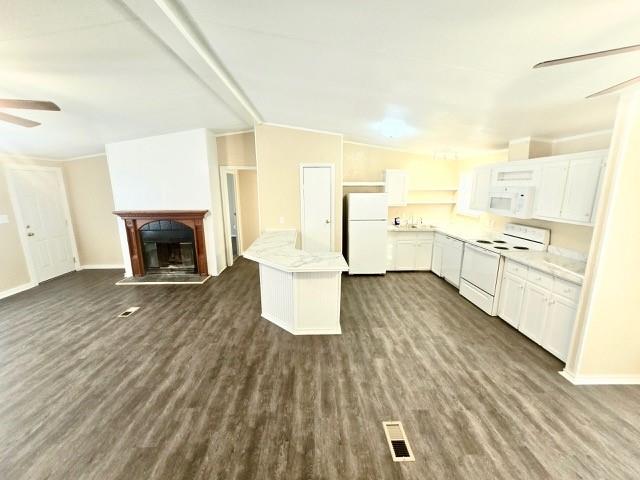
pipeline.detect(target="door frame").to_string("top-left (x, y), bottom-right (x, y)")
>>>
top-left (219, 166), bottom-right (255, 266)
top-left (5, 164), bottom-right (80, 284)
top-left (299, 164), bottom-right (335, 251)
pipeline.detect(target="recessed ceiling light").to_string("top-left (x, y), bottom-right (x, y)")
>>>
top-left (371, 117), bottom-right (417, 138)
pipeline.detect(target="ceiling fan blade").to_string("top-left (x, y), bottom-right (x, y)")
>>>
top-left (533, 43), bottom-right (640, 68)
top-left (0, 99), bottom-right (60, 111)
top-left (586, 74), bottom-right (640, 98)
top-left (0, 111), bottom-right (41, 127)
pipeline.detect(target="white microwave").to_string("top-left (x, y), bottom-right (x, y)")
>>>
top-left (488, 186), bottom-right (535, 218)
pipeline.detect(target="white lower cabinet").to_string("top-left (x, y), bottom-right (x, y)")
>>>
top-left (498, 259), bottom-right (580, 362)
top-left (415, 240), bottom-right (434, 270)
top-left (497, 273), bottom-right (525, 328)
top-left (519, 283), bottom-right (550, 344)
top-left (542, 295), bottom-right (577, 362)
top-left (432, 234), bottom-right (444, 276)
top-left (395, 240), bottom-right (417, 270)
top-left (387, 231), bottom-right (434, 271)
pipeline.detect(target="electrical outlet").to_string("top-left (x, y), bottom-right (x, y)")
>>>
top-left (0, 214), bottom-right (9, 225)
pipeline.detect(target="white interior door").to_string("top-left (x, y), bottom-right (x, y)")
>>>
top-left (301, 166), bottom-right (332, 252)
top-left (11, 169), bottom-right (76, 282)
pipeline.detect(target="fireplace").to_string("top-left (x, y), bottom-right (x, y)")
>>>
top-left (114, 211), bottom-right (209, 277)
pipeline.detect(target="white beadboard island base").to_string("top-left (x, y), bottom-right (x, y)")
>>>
top-left (244, 230), bottom-right (348, 335)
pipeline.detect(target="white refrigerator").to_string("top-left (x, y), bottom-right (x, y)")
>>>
top-left (347, 193), bottom-right (388, 274)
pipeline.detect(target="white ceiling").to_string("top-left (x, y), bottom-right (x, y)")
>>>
top-left (0, 0), bottom-right (248, 159)
top-left (2, 0), bottom-right (640, 157)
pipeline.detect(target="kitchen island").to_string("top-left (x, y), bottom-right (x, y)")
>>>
top-left (243, 230), bottom-right (348, 335)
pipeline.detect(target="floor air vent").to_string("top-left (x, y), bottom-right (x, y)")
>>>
top-left (382, 421), bottom-right (415, 462)
top-left (118, 307), bottom-right (140, 318)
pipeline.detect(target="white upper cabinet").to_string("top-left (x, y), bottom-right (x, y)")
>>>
top-left (469, 166), bottom-right (492, 211)
top-left (534, 160), bottom-right (569, 219)
top-left (560, 156), bottom-right (603, 224)
top-left (476, 150), bottom-right (607, 226)
top-left (384, 170), bottom-right (408, 206)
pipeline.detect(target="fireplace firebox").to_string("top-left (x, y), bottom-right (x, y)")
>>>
top-left (114, 211), bottom-right (209, 277)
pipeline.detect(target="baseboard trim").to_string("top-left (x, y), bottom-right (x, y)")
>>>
top-left (261, 312), bottom-right (342, 336)
top-left (77, 264), bottom-right (124, 270)
top-left (560, 370), bottom-right (640, 385)
top-left (0, 282), bottom-right (37, 300)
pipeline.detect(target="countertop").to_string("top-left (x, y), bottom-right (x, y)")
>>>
top-left (243, 230), bottom-right (349, 273)
top-left (501, 251), bottom-right (586, 285)
top-left (387, 223), bottom-right (586, 285)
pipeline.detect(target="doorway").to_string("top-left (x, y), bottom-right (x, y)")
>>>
top-left (220, 168), bottom-right (242, 267)
top-left (7, 166), bottom-right (78, 283)
top-left (300, 165), bottom-right (334, 252)
top-left (226, 172), bottom-right (239, 259)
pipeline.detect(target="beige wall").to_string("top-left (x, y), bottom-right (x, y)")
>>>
top-left (216, 132), bottom-right (256, 167)
top-left (0, 160), bottom-right (31, 292)
top-left (63, 156), bottom-right (122, 266)
top-left (343, 142), bottom-right (459, 225)
top-left (566, 93), bottom-right (640, 379)
top-left (552, 131), bottom-right (611, 156)
top-left (255, 124), bottom-right (343, 250)
top-left (237, 169), bottom-right (259, 250)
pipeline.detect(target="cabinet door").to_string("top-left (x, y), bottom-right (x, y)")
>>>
top-left (519, 283), bottom-right (550, 344)
top-left (542, 295), bottom-right (577, 362)
top-left (384, 170), bottom-right (408, 206)
top-left (395, 240), bottom-right (416, 270)
top-left (498, 273), bottom-right (525, 328)
top-left (561, 157), bottom-right (602, 223)
top-left (442, 239), bottom-right (463, 287)
top-left (470, 166), bottom-right (492, 211)
top-left (534, 161), bottom-right (568, 219)
top-left (386, 238), bottom-right (396, 270)
top-left (432, 243), bottom-right (443, 276)
top-left (415, 241), bottom-right (433, 271)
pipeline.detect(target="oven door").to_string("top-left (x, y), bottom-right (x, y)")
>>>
top-left (487, 193), bottom-right (515, 216)
top-left (461, 244), bottom-right (501, 295)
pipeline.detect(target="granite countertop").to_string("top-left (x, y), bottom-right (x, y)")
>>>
top-left (387, 225), bottom-right (437, 232)
top-left (243, 230), bottom-right (348, 273)
top-left (388, 223), bottom-right (586, 284)
top-left (388, 224), bottom-right (495, 243)
top-left (501, 250), bottom-right (586, 285)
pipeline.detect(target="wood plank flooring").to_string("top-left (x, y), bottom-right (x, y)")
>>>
top-left (0, 258), bottom-right (639, 479)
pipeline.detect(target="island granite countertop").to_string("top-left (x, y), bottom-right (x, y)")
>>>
top-left (243, 230), bottom-right (348, 273)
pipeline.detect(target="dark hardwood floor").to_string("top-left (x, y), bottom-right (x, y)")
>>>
top-left (1, 258), bottom-right (639, 479)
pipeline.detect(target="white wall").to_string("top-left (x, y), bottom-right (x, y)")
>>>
top-left (106, 129), bottom-right (225, 276)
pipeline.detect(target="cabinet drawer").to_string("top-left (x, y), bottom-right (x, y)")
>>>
top-left (553, 278), bottom-right (581, 303)
top-left (505, 260), bottom-right (528, 279)
top-left (459, 279), bottom-right (494, 315)
top-left (527, 269), bottom-right (553, 290)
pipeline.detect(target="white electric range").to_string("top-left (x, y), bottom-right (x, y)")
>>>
top-left (459, 224), bottom-right (550, 315)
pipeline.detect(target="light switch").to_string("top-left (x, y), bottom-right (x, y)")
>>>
top-left (0, 214), bottom-right (8, 224)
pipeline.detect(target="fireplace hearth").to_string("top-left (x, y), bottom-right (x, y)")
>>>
top-left (114, 210), bottom-right (209, 277)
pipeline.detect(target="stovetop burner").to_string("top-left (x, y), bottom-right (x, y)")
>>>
top-left (494, 246), bottom-right (509, 250)
top-left (513, 246), bottom-right (529, 250)
top-left (476, 240), bottom-right (492, 244)
top-left (493, 240), bottom-right (507, 244)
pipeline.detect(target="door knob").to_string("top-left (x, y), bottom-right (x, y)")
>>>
top-left (325, 219), bottom-right (330, 224)
top-left (27, 232), bottom-right (35, 237)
